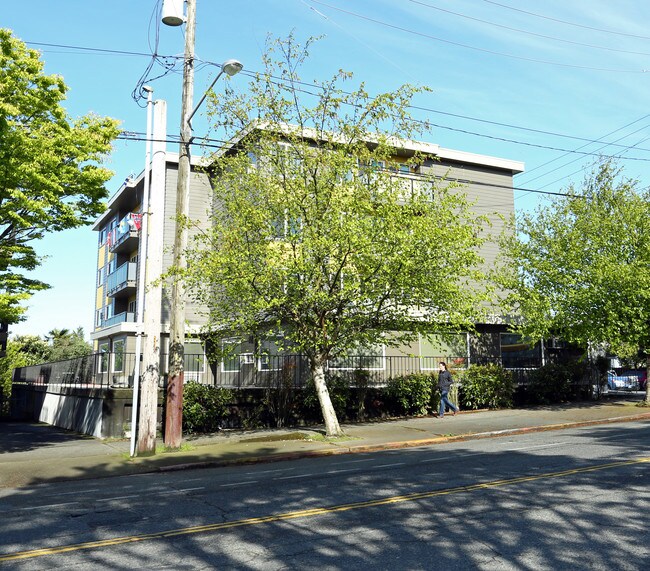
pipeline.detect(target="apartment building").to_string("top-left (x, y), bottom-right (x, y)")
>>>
top-left (90, 123), bottom-right (527, 387)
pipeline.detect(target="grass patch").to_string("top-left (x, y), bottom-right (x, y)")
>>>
top-left (157, 443), bottom-right (195, 454)
top-left (241, 431), bottom-right (358, 444)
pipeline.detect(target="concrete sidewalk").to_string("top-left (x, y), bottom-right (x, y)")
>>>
top-left (1, 396), bottom-right (649, 489)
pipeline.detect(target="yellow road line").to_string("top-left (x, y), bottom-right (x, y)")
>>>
top-left (2, 456), bottom-right (648, 563)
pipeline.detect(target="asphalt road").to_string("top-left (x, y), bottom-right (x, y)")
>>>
top-left (1, 420), bottom-right (648, 570)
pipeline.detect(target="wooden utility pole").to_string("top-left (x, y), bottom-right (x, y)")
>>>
top-left (165, 0), bottom-right (196, 448)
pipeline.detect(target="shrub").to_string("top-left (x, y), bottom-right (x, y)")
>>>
top-left (182, 383), bottom-right (234, 434)
top-left (384, 373), bottom-right (435, 416)
top-left (264, 365), bottom-right (299, 428)
top-left (525, 363), bottom-right (573, 404)
top-left (458, 364), bottom-right (514, 410)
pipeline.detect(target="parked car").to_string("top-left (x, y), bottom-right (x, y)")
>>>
top-left (607, 370), bottom-right (644, 391)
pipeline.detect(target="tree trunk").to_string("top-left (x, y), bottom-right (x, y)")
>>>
top-left (137, 364), bottom-right (159, 456)
top-left (310, 356), bottom-right (343, 437)
top-left (643, 353), bottom-right (650, 406)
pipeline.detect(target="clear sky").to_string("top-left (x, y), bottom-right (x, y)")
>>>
top-left (4, 0), bottom-right (650, 340)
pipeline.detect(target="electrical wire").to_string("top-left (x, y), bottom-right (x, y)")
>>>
top-left (21, 38), bottom-right (650, 156)
top-left (305, 0), bottom-right (650, 73)
top-left (482, 0), bottom-right (650, 41)
top-left (114, 131), bottom-right (601, 200)
top-left (406, 0), bottom-right (650, 57)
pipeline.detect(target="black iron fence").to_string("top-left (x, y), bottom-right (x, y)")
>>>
top-left (12, 352), bottom-right (467, 390)
top-left (12, 351), bottom-right (597, 391)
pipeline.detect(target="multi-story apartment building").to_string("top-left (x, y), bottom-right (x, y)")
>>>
top-left (91, 123), bottom-right (525, 387)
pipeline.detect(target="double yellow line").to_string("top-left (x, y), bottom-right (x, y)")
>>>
top-left (2, 457), bottom-right (648, 563)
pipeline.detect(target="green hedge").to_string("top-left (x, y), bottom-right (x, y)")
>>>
top-left (182, 382), bottom-right (234, 434)
top-left (459, 364), bottom-right (514, 410)
top-left (384, 373), bottom-right (436, 416)
top-left (179, 361), bottom-right (594, 433)
top-left (523, 363), bottom-right (573, 404)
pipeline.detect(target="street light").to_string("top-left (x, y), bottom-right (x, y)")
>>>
top-left (186, 59), bottom-right (243, 130)
top-left (162, 0), bottom-right (242, 449)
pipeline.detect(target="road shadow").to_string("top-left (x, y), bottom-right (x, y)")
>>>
top-left (0, 421), bottom-right (647, 569)
top-left (0, 421), bottom-right (94, 454)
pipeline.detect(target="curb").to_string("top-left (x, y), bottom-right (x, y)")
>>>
top-left (157, 411), bottom-right (650, 474)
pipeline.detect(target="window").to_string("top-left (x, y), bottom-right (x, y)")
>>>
top-left (500, 334), bottom-right (541, 369)
top-left (184, 341), bottom-right (205, 381)
top-left (113, 339), bottom-right (125, 372)
top-left (97, 267), bottom-right (105, 287)
top-left (258, 339), bottom-right (284, 371)
top-left (329, 344), bottom-right (385, 370)
top-left (221, 338), bottom-right (245, 372)
top-left (98, 342), bottom-right (109, 373)
top-left (420, 333), bottom-right (468, 370)
top-left (95, 309), bottom-right (104, 327)
top-left (128, 299), bottom-right (136, 314)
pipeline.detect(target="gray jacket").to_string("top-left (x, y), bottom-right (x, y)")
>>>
top-left (438, 370), bottom-right (453, 392)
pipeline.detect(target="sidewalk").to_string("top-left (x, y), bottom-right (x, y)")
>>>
top-left (1, 396), bottom-right (649, 489)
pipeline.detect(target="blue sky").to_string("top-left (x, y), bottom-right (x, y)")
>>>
top-left (4, 0), bottom-right (650, 339)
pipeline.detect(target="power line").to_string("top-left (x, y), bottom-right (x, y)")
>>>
top-left (306, 0), bottom-right (650, 73)
top-left (482, 0), bottom-right (650, 41)
top-left (21, 38), bottom-right (650, 156)
top-left (115, 131), bottom-right (594, 199)
top-left (407, 0), bottom-right (650, 57)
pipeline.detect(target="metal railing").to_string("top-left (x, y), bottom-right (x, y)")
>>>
top-left (12, 352), bottom-right (469, 390)
top-left (13, 351), bottom-right (594, 391)
top-left (106, 262), bottom-right (137, 296)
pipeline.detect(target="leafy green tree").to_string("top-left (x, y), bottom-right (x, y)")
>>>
top-left (180, 36), bottom-right (491, 436)
top-left (0, 29), bottom-right (120, 324)
top-left (47, 327), bottom-right (92, 361)
top-left (499, 161), bottom-right (650, 405)
top-left (12, 334), bottom-right (51, 365)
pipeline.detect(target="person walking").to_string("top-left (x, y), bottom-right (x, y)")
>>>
top-left (437, 362), bottom-right (458, 418)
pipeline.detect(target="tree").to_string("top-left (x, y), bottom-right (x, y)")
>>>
top-left (47, 327), bottom-right (92, 361)
top-left (179, 35), bottom-right (491, 436)
top-left (499, 161), bottom-right (650, 405)
top-left (0, 29), bottom-right (120, 324)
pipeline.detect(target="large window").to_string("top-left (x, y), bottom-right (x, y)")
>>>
top-left (328, 344), bottom-right (385, 370)
top-left (420, 333), bottom-right (468, 370)
top-left (184, 341), bottom-right (205, 381)
top-left (112, 339), bottom-right (125, 373)
top-left (221, 338), bottom-right (246, 373)
top-left (258, 339), bottom-right (284, 371)
top-left (98, 342), bottom-right (109, 373)
top-left (500, 334), bottom-right (541, 369)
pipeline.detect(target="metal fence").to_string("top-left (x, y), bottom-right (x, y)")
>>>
top-left (12, 352), bottom-right (467, 390)
top-left (12, 351), bottom-right (597, 391)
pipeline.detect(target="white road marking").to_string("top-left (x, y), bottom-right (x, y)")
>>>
top-left (17, 502), bottom-right (80, 511)
top-left (219, 481), bottom-right (260, 487)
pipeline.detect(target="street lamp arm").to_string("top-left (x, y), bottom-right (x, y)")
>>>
top-left (186, 69), bottom-right (224, 130)
top-left (186, 60), bottom-right (243, 130)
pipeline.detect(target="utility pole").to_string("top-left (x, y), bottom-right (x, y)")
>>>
top-left (165, 0), bottom-right (196, 449)
top-left (131, 85), bottom-right (154, 457)
top-left (136, 99), bottom-right (167, 455)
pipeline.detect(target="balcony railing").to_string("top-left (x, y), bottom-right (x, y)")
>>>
top-left (102, 311), bottom-right (135, 328)
top-left (108, 213), bottom-right (140, 254)
top-left (106, 262), bottom-right (137, 297)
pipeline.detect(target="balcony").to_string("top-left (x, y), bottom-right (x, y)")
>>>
top-left (102, 311), bottom-right (136, 328)
top-left (106, 262), bottom-right (137, 298)
top-left (108, 213), bottom-right (141, 255)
